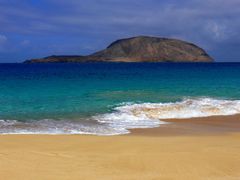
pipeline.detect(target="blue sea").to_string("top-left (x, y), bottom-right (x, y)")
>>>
top-left (0, 63), bottom-right (240, 135)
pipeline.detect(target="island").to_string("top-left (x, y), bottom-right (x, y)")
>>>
top-left (24, 36), bottom-right (213, 63)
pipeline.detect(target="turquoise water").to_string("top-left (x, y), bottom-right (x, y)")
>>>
top-left (0, 63), bottom-right (240, 135)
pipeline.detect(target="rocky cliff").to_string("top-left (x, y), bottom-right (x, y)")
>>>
top-left (24, 36), bottom-right (213, 63)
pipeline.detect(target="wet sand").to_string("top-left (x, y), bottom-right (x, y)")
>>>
top-left (1, 115), bottom-right (240, 180)
top-left (132, 114), bottom-right (240, 136)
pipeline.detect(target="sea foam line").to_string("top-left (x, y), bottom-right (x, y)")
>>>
top-left (0, 98), bottom-right (240, 135)
top-left (93, 98), bottom-right (240, 130)
top-left (113, 97), bottom-right (240, 119)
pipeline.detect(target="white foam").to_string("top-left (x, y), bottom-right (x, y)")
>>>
top-left (1, 98), bottom-right (240, 135)
top-left (108, 98), bottom-right (240, 119)
top-left (93, 98), bottom-right (240, 133)
top-left (0, 119), bottom-right (127, 136)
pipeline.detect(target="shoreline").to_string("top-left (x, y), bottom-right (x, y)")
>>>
top-left (1, 115), bottom-right (240, 179)
top-left (130, 114), bottom-right (240, 136)
top-left (1, 114), bottom-right (239, 136)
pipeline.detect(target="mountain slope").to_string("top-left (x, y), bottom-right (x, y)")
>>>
top-left (24, 36), bottom-right (213, 63)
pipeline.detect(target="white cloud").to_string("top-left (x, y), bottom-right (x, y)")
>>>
top-left (0, 35), bottom-right (7, 44)
top-left (205, 22), bottom-right (227, 40)
top-left (21, 40), bottom-right (30, 46)
top-left (0, 35), bottom-right (7, 51)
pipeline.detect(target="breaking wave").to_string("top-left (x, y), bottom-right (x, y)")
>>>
top-left (1, 98), bottom-right (240, 135)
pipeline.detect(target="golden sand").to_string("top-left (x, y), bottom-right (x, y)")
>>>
top-left (1, 115), bottom-right (240, 180)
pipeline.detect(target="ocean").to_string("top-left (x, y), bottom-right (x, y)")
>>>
top-left (0, 62), bottom-right (240, 135)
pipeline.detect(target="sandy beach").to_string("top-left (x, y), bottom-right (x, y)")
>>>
top-left (1, 115), bottom-right (240, 180)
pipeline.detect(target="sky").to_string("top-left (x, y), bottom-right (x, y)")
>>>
top-left (0, 0), bottom-right (240, 62)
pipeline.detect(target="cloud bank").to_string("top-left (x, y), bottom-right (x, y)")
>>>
top-left (0, 0), bottom-right (239, 62)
